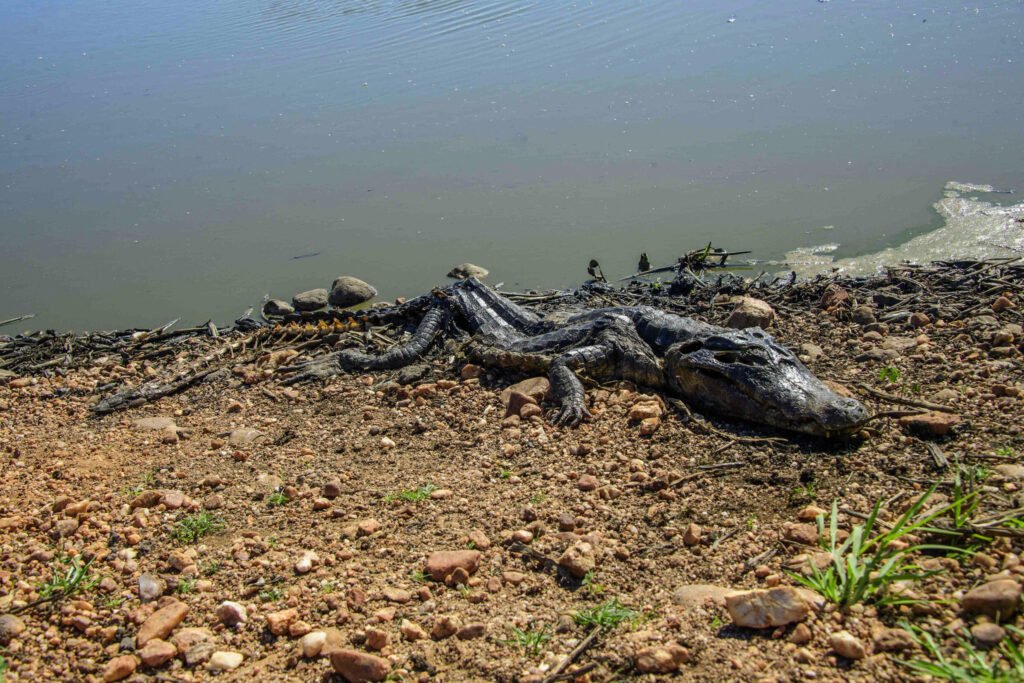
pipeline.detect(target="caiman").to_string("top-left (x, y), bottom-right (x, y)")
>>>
top-left (281, 279), bottom-right (868, 437)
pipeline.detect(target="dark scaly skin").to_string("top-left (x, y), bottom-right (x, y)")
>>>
top-left (283, 279), bottom-right (869, 437)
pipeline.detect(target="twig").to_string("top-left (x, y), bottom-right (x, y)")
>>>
top-left (0, 314), bottom-right (35, 328)
top-left (542, 627), bottom-right (602, 683)
top-left (853, 382), bottom-right (956, 413)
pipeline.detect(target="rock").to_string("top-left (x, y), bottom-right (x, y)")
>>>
top-left (139, 638), bottom-right (176, 667)
top-left (183, 642), bottom-right (215, 667)
top-left (871, 626), bottom-right (915, 653)
top-left (228, 427), bottom-right (264, 445)
top-left (628, 401), bottom-right (663, 421)
top-left (289, 620), bottom-right (313, 638)
top-left (725, 297), bottom-right (775, 330)
top-left (851, 305), bottom-right (876, 325)
top-left (328, 649), bottom-right (391, 682)
top-left (207, 651), bottom-right (244, 672)
top-left (499, 377), bottom-right (550, 405)
top-left (994, 464), bottom-right (1024, 481)
top-left (971, 622), bottom-right (1006, 648)
top-left (262, 299), bottom-right (295, 317)
top-left (137, 600), bottom-right (189, 647)
top-left (396, 364), bottom-right (431, 385)
top-left (103, 655), bottom-right (138, 682)
top-left (203, 493), bottom-right (224, 510)
top-left (431, 615), bottom-right (460, 640)
top-left (357, 518), bottom-right (380, 536)
top-left (138, 574), bottom-right (164, 602)
top-left (635, 644), bottom-right (690, 674)
top-left (301, 631), bottom-right (327, 658)
top-left (830, 630), bottom-right (867, 660)
top-left (993, 296), bottom-right (1016, 312)
top-left (672, 585), bottom-right (737, 609)
top-left (577, 474), bottom-right (600, 492)
top-left (460, 364), bottom-right (483, 380)
top-left (132, 417), bottom-right (178, 431)
top-left (558, 541), bottom-right (596, 579)
top-left (796, 505), bottom-right (826, 522)
top-left (295, 550), bottom-right (318, 575)
top-left (0, 614), bottom-right (26, 645)
top-left (383, 588), bottom-right (412, 604)
top-left (266, 608), bottom-right (299, 635)
top-left (505, 390), bottom-right (538, 418)
top-left (783, 523), bottom-right (819, 546)
top-left (323, 479), bottom-right (343, 499)
top-left (909, 312), bottom-right (931, 328)
top-left (799, 343), bottom-right (824, 362)
top-left (820, 285), bottom-right (850, 310)
top-left (425, 550), bottom-right (481, 581)
top-left (961, 579), bottom-right (1021, 620)
top-left (789, 623), bottom-right (812, 645)
top-left (329, 276), bottom-right (377, 308)
top-left (726, 587), bottom-right (809, 629)
top-left (216, 601), bottom-right (247, 627)
top-left (447, 263), bottom-right (489, 280)
top-left (683, 523), bottom-right (702, 546)
top-left (292, 288), bottom-right (329, 311)
top-left (170, 627), bottom-right (213, 654)
top-left (898, 411), bottom-right (961, 437)
top-left (401, 619), bottom-right (428, 641)
top-left (160, 490), bottom-right (186, 509)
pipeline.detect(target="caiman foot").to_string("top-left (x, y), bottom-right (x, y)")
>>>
top-left (279, 353), bottom-right (343, 385)
top-left (551, 399), bottom-right (592, 427)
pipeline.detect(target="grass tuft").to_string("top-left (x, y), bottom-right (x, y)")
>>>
top-left (37, 556), bottom-right (99, 603)
top-left (502, 626), bottom-right (551, 657)
top-left (385, 484), bottom-right (437, 503)
top-left (173, 512), bottom-right (225, 544)
top-left (901, 622), bottom-right (1024, 682)
top-left (573, 598), bottom-right (637, 630)
top-left (266, 492), bottom-right (289, 507)
top-left (787, 486), bottom-right (959, 608)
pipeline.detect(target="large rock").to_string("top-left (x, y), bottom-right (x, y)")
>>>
top-left (262, 299), bottom-right (295, 317)
top-left (292, 288), bottom-right (329, 311)
top-left (725, 587), bottom-right (809, 629)
top-left (447, 263), bottom-right (489, 279)
top-left (500, 377), bottom-right (551, 405)
top-left (672, 584), bottom-right (737, 609)
top-left (725, 297), bottom-right (775, 330)
top-left (328, 649), bottom-right (391, 682)
top-left (557, 541), bottom-right (596, 579)
top-left (102, 655), bottom-right (138, 682)
top-left (425, 550), bottom-right (481, 581)
top-left (137, 600), bottom-right (189, 646)
top-left (132, 417), bottom-right (178, 432)
top-left (961, 579), bottom-right (1021, 620)
top-left (329, 276), bottom-right (377, 308)
top-left (0, 614), bottom-right (26, 645)
top-left (830, 630), bottom-right (867, 659)
top-left (898, 411), bottom-right (961, 437)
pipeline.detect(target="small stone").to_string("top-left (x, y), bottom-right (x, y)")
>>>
top-left (160, 426), bottom-right (180, 444)
top-left (137, 600), bottom-right (189, 647)
top-left (301, 631), bottom-right (327, 658)
top-left (293, 288), bottom-right (329, 311)
top-left (557, 513), bottom-right (576, 532)
top-left (425, 550), bottom-right (481, 581)
top-left (323, 479), bottom-right (343, 499)
top-left (262, 299), bottom-right (294, 317)
top-left (170, 627), bottom-right (213, 654)
top-left (726, 587), bottom-right (809, 629)
top-left (103, 655), bottom-right (138, 682)
top-left (289, 620), bottom-right (313, 638)
top-left (503, 571), bottom-right (526, 586)
top-left (184, 642), bottom-right (215, 667)
top-left (139, 638), bottom-right (176, 668)
top-left (329, 276), bottom-right (378, 308)
top-left (365, 627), bottom-right (389, 651)
top-left (851, 305), bottom-right (876, 325)
top-left (628, 401), bottom-right (663, 421)
top-left (830, 630), bottom-right (867, 659)
top-left (796, 505), bottom-right (826, 521)
top-left (228, 427), bottom-right (264, 445)
top-left (558, 541), bottom-right (595, 579)
top-left (577, 474), bottom-right (599, 492)
top-left (379, 436), bottom-right (396, 449)
top-left (971, 622), bottom-right (1006, 648)
top-left (909, 312), bottom-right (931, 328)
top-left (961, 579), bottom-right (1021, 620)
top-left (789, 623), bottom-right (812, 645)
top-left (673, 585), bottom-right (737, 609)
top-left (328, 648), bottom-right (391, 681)
top-left (898, 411), bottom-right (961, 437)
top-left (266, 608), bottom-right (299, 636)
top-left (383, 588), bottom-right (412, 604)
top-left (872, 627), bottom-right (915, 653)
top-left (783, 523), bottom-right (819, 546)
top-left (203, 493), bottom-right (224, 510)
top-left (447, 263), bottom-right (489, 279)
top-left (431, 615), bottom-right (460, 640)
top-left (468, 529), bottom-right (491, 550)
top-left (635, 644), bottom-right (689, 674)
top-left (401, 619), bottom-right (428, 641)
top-left (295, 550), bottom-right (318, 575)
top-left (683, 523), bottom-right (702, 546)
top-left (505, 390), bottom-right (537, 418)
top-left (993, 296), bottom-right (1016, 313)
top-left (499, 377), bottom-right (550, 405)
top-left (456, 622), bottom-right (486, 640)
top-left (460, 364), bottom-right (483, 380)
top-left (726, 297), bottom-right (775, 330)
top-left (512, 529), bottom-right (534, 544)
top-left (207, 651), bottom-right (244, 672)
top-left (357, 518), bottom-right (381, 536)
top-left (215, 601), bottom-right (247, 627)
top-left (0, 614), bottom-right (26, 645)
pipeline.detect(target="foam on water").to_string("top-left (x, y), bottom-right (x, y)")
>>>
top-left (784, 182), bottom-right (1024, 277)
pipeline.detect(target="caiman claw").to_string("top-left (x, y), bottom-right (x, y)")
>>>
top-left (551, 400), bottom-right (591, 427)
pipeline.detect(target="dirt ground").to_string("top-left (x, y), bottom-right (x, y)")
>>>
top-left (1, 273), bottom-right (1023, 683)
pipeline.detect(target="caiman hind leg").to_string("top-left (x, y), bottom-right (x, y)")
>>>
top-left (548, 344), bottom-right (613, 426)
top-left (281, 305), bottom-right (448, 384)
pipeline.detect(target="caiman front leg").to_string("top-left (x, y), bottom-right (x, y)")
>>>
top-left (282, 305), bottom-right (448, 384)
top-left (548, 344), bottom-right (614, 427)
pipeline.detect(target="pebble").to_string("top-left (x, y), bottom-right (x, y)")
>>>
top-left (300, 630), bottom-right (327, 658)
top-left (137, 600), bottom-right (189, 647)
top-left (266, 608), bottom-right (299, 636)
top-left (292, 288), bottom-right (329, 311)
top-left (207, 651), bottom-right (244, 672)
top-left (635, 644), bottom-right (690, 674)
top-left (431, 615), bottom-right (460, 640)
top-left (628, 401), bottom-right (663, 421)
top-left (184, 642), bottom-right (215, 667)
top-left (425, 550), bottom-right (481, 581)
top-left (0, 614), bottom-right (26, 645)
top-left (971, 622), bottom-right (1006, 648)
top-left (447, 263), bottom-right (489, 279)
top-left (829, 630), bottom-right (867, 659)
top-left (295, 550), bottom-right (318, 574)
top-left (380, 436), bottom-right (396, 449)
top-left (329, 276), bottom-right (378, 308)
top-left (138, 574), bottom-right (165, 602)
top-left (456, 622), bottom-right (486, 640)
top-left (725, 297), bottom-right (775, 330)
top-left (383, 588), bottom-right (412, 604)
top-left (139, 638), bottom-right (176, 667)
top-left (505, 390), bottom-right (537, 418)
top-left (683, 523), bottom-right (702, 546)
top-left (961, 579), bottom-right (1021, 619)
top-left (796, 505), bottom-right (826, 521)
top-left (557, 541), bottom-right (596, 579)
top-left (328, 648), bottom-right (391, 682)
top-left (468, 528), bottom-right (491, 550)
top-left (365, 627), bottom-right (389, 651)
top-left (401, 619), bottom-right (428, 641)
top-left (323, 479), bottom-right (343, 498)
top-left (672, 584), bottom-right (737, 609)
top-left (788, 623), bottom-right (812, 645)
top-left (871, 626), bottom-right (915, 653)
top-left (898, 411), bottom-right (961, 437)
top-left (577, 474), bottom-right (600, 492)
top-left (102, 655), bottom-right (138, 682)
top-left (726, 587), bottom-right (809, 629)
top-left (499, 377), bottom-right (550, 405)
top-left (216, 601), bottom-right (248, 627)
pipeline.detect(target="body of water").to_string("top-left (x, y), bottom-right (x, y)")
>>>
top-left (2, 0), bottom-right (1023, 330)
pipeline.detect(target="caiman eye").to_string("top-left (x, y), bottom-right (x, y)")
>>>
top-left (714, 351), bottom-right (766, 365)
top-left (676, 340), bottom-right (703, 354)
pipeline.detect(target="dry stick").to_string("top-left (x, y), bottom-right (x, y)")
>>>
top-left (548, 662), bottom-right (598, 681)
top-left (0, 314), bottom-right (36, 328)
top-left (924, 442), bottom-right (949, 470)
top-left (743, 547), bottom-right (779, 572)
top-left (541, 626), bottom-right (602, 683)
top-left (853, 382), bottom-right (956, 414)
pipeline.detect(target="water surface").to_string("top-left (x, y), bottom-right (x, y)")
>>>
top-left (2, 1), bottom-right (1022, 329)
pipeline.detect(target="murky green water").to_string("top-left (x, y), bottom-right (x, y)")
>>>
top-left (2, 1), bottom-right (1022, 330)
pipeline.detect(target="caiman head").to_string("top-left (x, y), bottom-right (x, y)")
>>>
top-left (664, 327), bottom-right (868, 437)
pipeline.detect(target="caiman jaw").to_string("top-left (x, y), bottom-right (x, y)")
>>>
top-left (663, 329), bottom-right (869, 437)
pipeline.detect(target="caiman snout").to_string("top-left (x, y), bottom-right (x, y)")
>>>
top-left (664, 328), bottom-right (869, 437)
